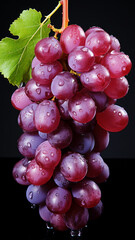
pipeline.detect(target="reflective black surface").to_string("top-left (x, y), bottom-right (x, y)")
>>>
top-left (2, 158), bottom-right (133, 240)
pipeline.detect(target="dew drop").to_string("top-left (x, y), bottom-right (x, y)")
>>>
top-left (82, 47), bottom-right (88, 52)
top-left (47, 66), bottom-right (52, 72)
top-left (27, 142), bottom-right (31, 148)
top-left (72, 111), bottom-right (77, 116)
top-left (50, 152), bottom-right (54, 157)
top-left (122, 66), bottom-right (127, 72)
top-left (36, 88), bottom-right (41, 94)
top-left (58, 80), bottom-right (65, 86)
top-left (29, 191), bottom-right (33, 199)
top-left (46, 112), bottom-right (50, 117)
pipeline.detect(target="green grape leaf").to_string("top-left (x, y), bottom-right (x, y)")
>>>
top-left (0, 9), bottom-right (50, 86)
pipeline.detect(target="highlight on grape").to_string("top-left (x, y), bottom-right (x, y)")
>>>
top-left (0, 0), bottom-right (132, 236)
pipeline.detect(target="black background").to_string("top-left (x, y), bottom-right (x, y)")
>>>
top-left (0, 0), bottom-right (134, 239)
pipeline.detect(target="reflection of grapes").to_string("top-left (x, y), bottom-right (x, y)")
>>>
top-left (11, 23), bottom-right (131, 234)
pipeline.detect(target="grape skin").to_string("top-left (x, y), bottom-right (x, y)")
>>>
top-left (34, 100), bottom-right (60, 133)
top-left (96, 104), bottom-right (129, 132)
top-left (11, 87), bottom-right (32, 110)
top-left (60, 24), bottom-right (86, 54)
top-left (60, 152), bottom-right (88, 182)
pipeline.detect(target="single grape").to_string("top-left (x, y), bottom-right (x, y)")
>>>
top-left (89, 200), bottom-right (103, 220)
top-left (18, 132), bottom-right (44, 158)
top-left (93, 162), bottom-right (110, 183)
top-left (80, 64), bottom-right (111, 92)
top-left (101, 50), bottom-right (132, 78)
top-left (12, 158), bottom-right (30, 185)
top-left (35, 37), bottom-right (62, 63)
top-left (89, 91), bottom-right (108, 112)
top-left (60, 152), bottom-right (88, 182)
top-left (93, 123), bottom-right (110, 152)
top-left (39, 204), bottom-right (52, 222)
top-left (25, 79), bottom-right (53, 102)
top-left (18, 103), bottom-right (38, 132)
top-left (56, 99), bottom-right (71, 120)
top-left (85, 30), bottom-right (111, 56)
top-left (68, 46), bottom-right (95, 72)
top-left (53, 166), bottom-right (71, 189)
top-left (96, 104), bottom-right (129, 132)
top-left (32, 61), bottom-right (63, 85)
top-left (60, 24), bottom-right (86, 54)
top-left (31, 56), bottom-right (41, 68)
top-left (35, 140), bottom-right (61, 170)
top-left (104, 76), bottom-right (129, 99)
top-left (34, 100), bottom-right (60, 133)
top-left (64, 202), bottom-right (89, 230)
top-left (85, 26), bottom-right (104, 37)
top-left (109, 35), bottom-right (120, 52)
top-left (47, 120), bottom-right (72, 149)
top-left (26, 181), bottom-right (54, 204)
top-left (51, 71), bottom-right (78, 100)
top-left (26, 159), bottom-right (53, 185)
top-left (50, 213), bottom-right (68, 231)
top-left (85, 152), bottom-right (104, 178)
top-left (71, 179), bottom-right (101, 208)
top-left (46, 186), bottom-right (72, 214)
top-left (70, 118), bottom-right (95, 134)
top-left (11, 87), bottom-right (32, 110)
top-left (69, 132), bottom-right (95, 154)
top-left (68, 90), bottom-right (96, 123)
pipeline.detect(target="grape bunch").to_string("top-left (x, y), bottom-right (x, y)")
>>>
top-left (11, 24), bottom-right (131, 234)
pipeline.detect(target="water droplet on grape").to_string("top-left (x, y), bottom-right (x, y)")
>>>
top-left (47, 66), bottom-right (52, 72)
top-left (50, 152), bottom-right (54, 157)
top-left (72, 111), bottom-right (77, 116)
top-left (46, 112), bottom-right (50, 117)
top-left (29, 191), bottom-right (33, 199)
top-left (36, 88), bottom-right (41, 94)
top-left (122, 66), bottom-right (127, 72)
top-left (82, 47), bottom-right (88, 52)
top-left (58, 80), bottom-right (65, 86)
top-left (27, 142), bottom-right (31, 148)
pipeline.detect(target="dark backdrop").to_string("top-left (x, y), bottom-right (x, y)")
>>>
top-left (0, 0), bottom-right (135, 159)
top-left (0, 1), bottom-right (134, 239)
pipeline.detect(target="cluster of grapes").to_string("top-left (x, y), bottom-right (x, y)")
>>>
top-left (11, 24), bottom-right (131, 234)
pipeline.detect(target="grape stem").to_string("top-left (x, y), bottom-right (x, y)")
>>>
top-left (48, 0), bottom-right (69, 34)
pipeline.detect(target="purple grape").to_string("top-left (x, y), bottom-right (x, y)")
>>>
top-left (26, 181), bottom-right (54, 204)
top-left (35, 37), bottom-right (62, 63)
top-left (39, 204), bottom-right (52, 222)
top-left (31, 56), bottom-right (41, 68)
top-left (50, 213), bottom-right (68, 231)
top-left (53, 166), bottom-right (71, 189)
top-left (46, 187), bottom-right (72, 214)
top-left (70, 118), bottom-right (96, 134)
top-left (68, 90), bottom-right (96, 123)
top-left (57, 99), bottom-right (71, 120)
top-left (89, 200), bottom-right (104, 220)
top-left (60, 152), bottom-right (88, 182)
top-left (85, 30), bottom-right (111, 56)
top-left (89, 91), bottom-right (108, 112)
top-left (12, 158), bottom-right (30, 185)
top-left (47, 120), bottom-right (72, 149)
top-left (32, 61), bottom-right (63, 85)
top-left (60, 24), bottom-right (86, 54)
top-left (64, 202), bottom-right (89, 230)
top-left (85, 152), bottom-right (104, 178)
top-left (93, 123), bottom-right (110, 152)
top-left (18, 103), bottom-right (38, 132)
top-left (93, 162), bottom-right (110, 183)
top-left (68, 46), bottom-right (95, 72)
top-left (35, 140), bottom-right (61, 170)
top-left (71, 179), bottom-right (101, 208)
top-left (34, 100), bottom-right (60, 133)
top-left (18, 132), bottom-right (44, 158)
top-left (11, 87), bottom-right (32, 110)
top-left (69, 132), bottom-right (95, 154)
top-left (80, 64), bottom-right (111, 92)
top-left (51, 71), bottom-right (78, 100)
top-left (25, 79), bottom-right (53, 102)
